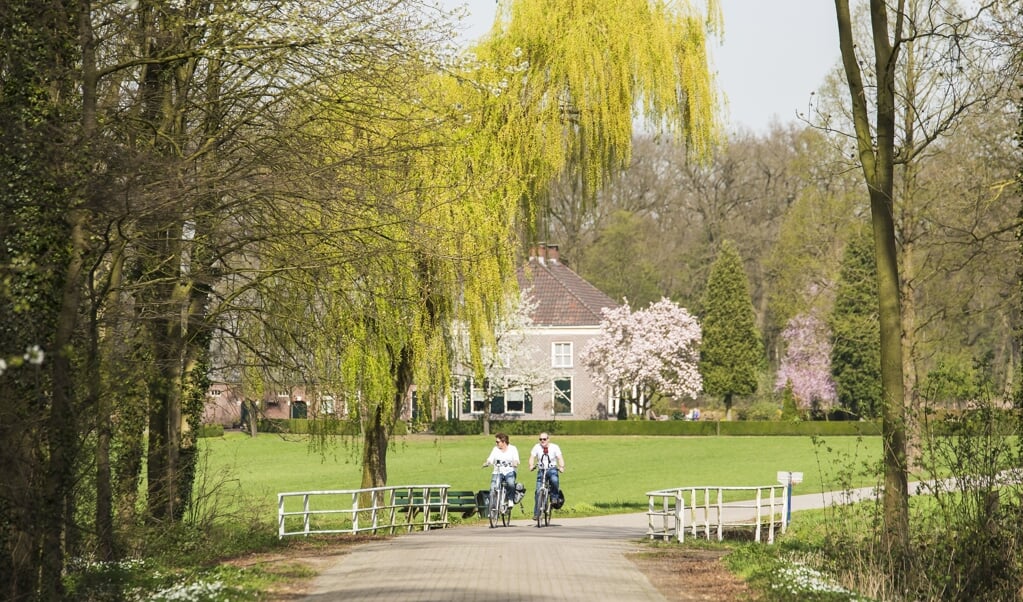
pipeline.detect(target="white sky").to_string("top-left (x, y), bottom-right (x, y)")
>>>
top-left (436, 0), bottom-right (842, 134)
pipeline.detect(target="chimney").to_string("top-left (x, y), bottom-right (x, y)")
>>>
top-left (529, 243), bottom-right (560, 265)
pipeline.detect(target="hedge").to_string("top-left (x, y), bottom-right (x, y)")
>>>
top-left (202, 418), bottom-right (882, 437)
top-left (386, 418), bottom-right (878, 437)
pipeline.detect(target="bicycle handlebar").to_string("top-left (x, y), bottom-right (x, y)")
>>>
top-left (531, 464), bottom-right (563, 472)
top-left (483, 459), bottom-right (516, 469)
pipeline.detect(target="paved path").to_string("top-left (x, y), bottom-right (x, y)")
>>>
top-left (299, 510), bottom-right (663, 601)
top-left (299, 487), bottom-right (879, 601)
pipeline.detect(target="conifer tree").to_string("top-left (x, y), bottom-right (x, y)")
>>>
top-left (699, 240), bottom-right (763, 420)
top-left (830, 226), bottom-right (882, 418)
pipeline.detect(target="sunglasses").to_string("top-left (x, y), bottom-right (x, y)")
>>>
top-left (539, 437), bottom-right (548, 441)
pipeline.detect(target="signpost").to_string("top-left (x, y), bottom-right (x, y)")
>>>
top-left (777, 471), bottom-right (803, 522)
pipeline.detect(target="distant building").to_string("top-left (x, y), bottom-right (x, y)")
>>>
top-left (453, 243), bottom-right (621, 421)
top-left (203, 384), bottom-right (331, 427)
top-left (204, 243), bottom-right (621, 427)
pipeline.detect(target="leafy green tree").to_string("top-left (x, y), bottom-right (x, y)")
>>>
top-left (763, 127), bottom-right (863, 332)
top-left (699, 240), bottom-right (764, 420)
top-left (829, 226), bottom-right (882, 419)
top-left (579, 210), bottom-right (662, 307)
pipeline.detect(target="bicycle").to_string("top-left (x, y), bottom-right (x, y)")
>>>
top-left (532, 464), bottom-right (561, 527)
top-left (485, 461), bottom-right (515, 528)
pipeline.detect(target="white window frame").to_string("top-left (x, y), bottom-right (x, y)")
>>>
top-left (551, 342), bottom-right (573, 368)
top-left (505, 387), bottom-right (526, 414)
top-left (553, 377), bottom-right (573, 415)
top-left (470, 387), bottom-right (487, 414)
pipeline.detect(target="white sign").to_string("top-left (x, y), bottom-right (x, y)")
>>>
top-left (777, 471), bottom-right (804, 485)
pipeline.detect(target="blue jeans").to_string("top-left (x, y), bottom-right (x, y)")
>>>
top-left (534, 468), bottom-right (560, 515)
top-left (490, 471), bottom-right (516, 506)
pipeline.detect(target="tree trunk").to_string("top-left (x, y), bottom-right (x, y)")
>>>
top-left (900, 231), bottom-right (921, 469)
top-left (361, 346), bottom-right (414, 489)
top-left (145, 307), bottom-right (189, 521)
top-left (93, 246), bottom-right (124, 561)
top-left (40, 210), bottom-right (89, 599)
top-left (146, 361), bottom-right (176, 522)
top-left (834, 0), bottom-right (911, 577)
top-left (896, 35), bottom-right (922, 472)
top-left (245, 400), bottom-right (259, 437)
top-left (871, 186), bottom-right (911, 568)
top-left (482, 385), bottom-right (491, 436)
top-left (361, 405), bottom-right (389, 488)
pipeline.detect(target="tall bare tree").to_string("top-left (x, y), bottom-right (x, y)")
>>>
top-left (832, 0), bottom-right (1018, 577)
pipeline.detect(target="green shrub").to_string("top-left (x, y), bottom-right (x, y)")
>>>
top-left (738, 401), bottom-right (782, 421)
top-left (432, 418), bottom-right (482, 435)
top-left (197, 423), bottom-right (224, 438)
top-left (253, 418), bottom-right (410, 436)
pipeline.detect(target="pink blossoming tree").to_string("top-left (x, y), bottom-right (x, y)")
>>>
top-left (774, 312), bottom-right (837, 413)
top-left (581, 298), bottom-right (702, 417)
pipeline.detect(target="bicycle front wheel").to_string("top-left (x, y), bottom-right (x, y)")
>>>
top-left (488, 488), bottom-right (499, 528)
top-left (500, 488), bottom-right (510, 527)
top-left (542, 490), bottom-right (551, 526)
top-left (536, 488), bottom-right (548, 528)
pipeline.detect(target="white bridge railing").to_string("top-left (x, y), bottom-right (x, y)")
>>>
top-left (277, 484), bottom-right (452, 539)
top-left (646, 485), bottom-right (788, 544)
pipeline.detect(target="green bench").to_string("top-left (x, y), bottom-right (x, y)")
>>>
top-left (392, 489), bottom-right (481, 522)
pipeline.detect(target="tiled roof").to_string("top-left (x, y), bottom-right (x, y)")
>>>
top-left (517, 252), bottom-right (619, 327)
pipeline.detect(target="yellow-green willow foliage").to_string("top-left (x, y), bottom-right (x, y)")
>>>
top-left (271, 0), bottom-right (722, 486)
top-left (480, 0), bottom-right (722, 197)
top-left (271, 53), bottom-right (525, 485)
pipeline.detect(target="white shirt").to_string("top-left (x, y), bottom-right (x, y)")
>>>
top-left (485, 445), bottom-right (520, 475)
top-left (530, 442), bottom-right (563, 470)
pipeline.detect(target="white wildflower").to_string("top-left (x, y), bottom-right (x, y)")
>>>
top-left (24, 345), bottom-right (44, 365)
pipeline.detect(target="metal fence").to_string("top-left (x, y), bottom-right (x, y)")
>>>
top-left (277, 484), bottom-right (453, 538)
top-left (645, 485), bottom-right (788, 544)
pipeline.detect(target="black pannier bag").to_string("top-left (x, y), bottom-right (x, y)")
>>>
top-left (514, 482), bottom-right (526, 504)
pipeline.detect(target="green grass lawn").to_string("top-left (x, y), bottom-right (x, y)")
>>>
top-left (197, 432), bottom-right (883, 519)
top-left (73, 432), bottom-right (885, 601)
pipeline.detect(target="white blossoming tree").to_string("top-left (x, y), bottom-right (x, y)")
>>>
top-left (453, 290), bottom-right (557, 431)
top-left (581, 298), bottom-right (702, 418)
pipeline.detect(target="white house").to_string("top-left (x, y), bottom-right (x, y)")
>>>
top-left (454, 243), bottom-right (621, 421)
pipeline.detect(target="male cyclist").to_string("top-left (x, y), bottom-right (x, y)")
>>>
top-left (528, 432), bottom-right (565, 520)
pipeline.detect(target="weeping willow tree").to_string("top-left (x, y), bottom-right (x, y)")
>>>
top-left (482, 0), bottom-right (721, 216)
top-left (252, 48), bottom-right (526, 488)
top-left (259, 0), bottom-right (722, 489)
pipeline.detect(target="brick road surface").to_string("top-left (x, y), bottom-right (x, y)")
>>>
top-left (299, 510), bottom-right (664, 602)
top-left (298, 487), bottom-right (877, 601)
